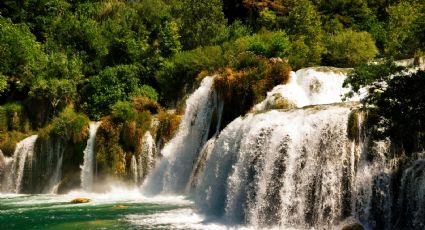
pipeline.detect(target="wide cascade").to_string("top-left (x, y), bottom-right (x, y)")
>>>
top-left (81, 122), bottom-right (101, 191)
top-left (141, 67), bottom-right (425, 229)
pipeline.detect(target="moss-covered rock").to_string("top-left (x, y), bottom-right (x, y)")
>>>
top-left (0, 103), bottom-right (31, 133)
top-left (213, 57), bottom-right (292, 130)
top-left (71, 198), bottom-right (91, 204)
top-left (156, 110), bottom-right (181, 147)
top-left (348, 109), bottom-right (363, 142)
top-left (95, 100), bottom-right (154, 181)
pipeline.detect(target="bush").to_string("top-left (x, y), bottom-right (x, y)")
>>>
top-left (131, 85), bottom-right (159, 102)
top-left (325, 29), bottom-right (378, 67)
top-left (40, 107), bottom-right (90, 143)
top-left (233, 30), bottom-right (291, 58)
top-left (82, 64), bottom-right (142, 119)
top-left (111, 101), bottom-right (137, 122)
top-left (157, 46), bottom-right (225, 103)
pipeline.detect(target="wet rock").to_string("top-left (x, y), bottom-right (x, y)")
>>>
top-left (70, 198), bottom-right (91, 204)
top-left (341, 223), bottom-right (364, 230)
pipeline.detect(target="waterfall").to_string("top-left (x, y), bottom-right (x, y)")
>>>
top-left (396, 158), bottom-right (425, 228)
top-left (143, 76), bottom-right (222, 194)
top-left (81, 122), bottom-right (101, 191)
top-left (137, 66), bottom-right (425, 228)
top-left (1, 135), bottom-right (38, 193)
top-left (47, 151), bottom-right (63, 194)
top-left (138, 131), bottom-right (156, 183)
top-left (131, 155), bottom-right (138, 184)
top-left (254, 67), bottom-right (363, 111)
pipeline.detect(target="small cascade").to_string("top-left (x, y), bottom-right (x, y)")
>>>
top-left (81, 122), bottom-right (101, 191)
top-left (47, 152), bottom-right (63, 194)
top-left (396, 158), bottom-right (425, 228)
top-left (131, 155), bottom-right (138, 184)
top-left (0, 150), bottom-right (11, 189)
top-left (254, 67), bottom-right (363, 111)
top-left (187, 137), bottom-right (216, 192)
top-left (1, 135), bottom-right (38, 193)
top-left (138, 131), bottom-right (156, 182)
top-left (143, 76), bottom-right (223, 194)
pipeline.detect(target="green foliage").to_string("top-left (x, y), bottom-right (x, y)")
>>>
top-left (157, 46), bottom-right (225, 102)
top-left (0, 131), bottom-right (29, 157)
top-left (157, 110), bottom-right (181, 143)
top-left (375, 71), bottom-right (425, 152)
top-left (178, 0), bottom-right (227, 49)
top-left (0, 74), bottom-right (9, 95)
top-left (111, 101), bottom-right (137, 122)
top-left (95, 106), bottom-right (153, 179)
top-left (344, 58), bottom-right (425, 152)
top-left (82, 65), bottom-right (142, 120)
top-left (286, 0), bottom-right (325, 68)
top-left (343, 59), bottom-right (404, 97)
top-left (29, 78), bottom-right (77, 110)
top-left (386, 2), bottom-right (423, 58)
top-left (0, 103), bottom-right (30, 132)
top-left (132, 85), bottom-right (159, 102)
top-left (225, 20), bottom-right (252, 41)
top-left (42, 107), bottom-right (90, 143)
top-left (0, 16), bottom-right (46, 87)
top-left (325, 29), bottom-right (378, 67)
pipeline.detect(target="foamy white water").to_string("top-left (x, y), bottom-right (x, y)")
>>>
top-left (1, 135), bottom-right (38, 193)
top-left (143, 76), bottom-right (222, 194)
top-left (80, 122), bottom-right (101, 191)
top-left (254, 67), bottom-right (364, 111)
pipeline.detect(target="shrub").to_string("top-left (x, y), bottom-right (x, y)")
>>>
top-left (82, 64), bottom-right (142, 119)
top-left (40, 107), bottom-right (89, 143)
top-left (111, 101), bottom-right (137, 122)
top-left (233, 30), bottom-right (291, 58)
top-left (325, 29), bottom-right (378, 67)
top-left (131, 85), bottom-right (159, 102)
top-left (156, 46), bottom-right (224, 103)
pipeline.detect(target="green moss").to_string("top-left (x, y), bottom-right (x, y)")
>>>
top-left (156, 110), bottom-right (181, 144)
top-left (95, 107), bottom-right (153, 180)
top-left (269, 97), bottom-right (297, 110)
top-left (348, 110), bottom-right (362, 142)
top-left (0, 102), bottom-right (31, 133)
top-left (0, 131), bottom-right (30, 156)
top-left (39, 107), bottom-right (90, 143)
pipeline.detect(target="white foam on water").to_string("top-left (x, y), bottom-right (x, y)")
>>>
top-left (66, 185), bottom-right (192, 205)
top-left (126, 208), bottom-right (290, 230)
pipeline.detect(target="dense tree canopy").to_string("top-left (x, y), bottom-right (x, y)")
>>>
top-left (0, 0), bottom-right (423, 125)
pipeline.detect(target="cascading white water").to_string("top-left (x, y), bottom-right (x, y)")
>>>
top-left (194, 105), bottom-right (354, 226)
top-left (138, 131), bottom-right (156, 183)
top-left (143, 76), bottom-right (222, 194)
top-left (138, 66), bottom-right (424, 228)
top-left (48, 152), bottom-right (63, 194)
top-left (131, 155), bottom-right (138, 184)
top-left (1, 135), bottom-right (38, 193)
top-left (254, 67), bottom-right (363, 111)
top-left (81, 122), bottom-right (101, 191)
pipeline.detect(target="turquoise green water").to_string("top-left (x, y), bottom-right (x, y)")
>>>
top-left (0, 192), bottom-right (198, 230)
